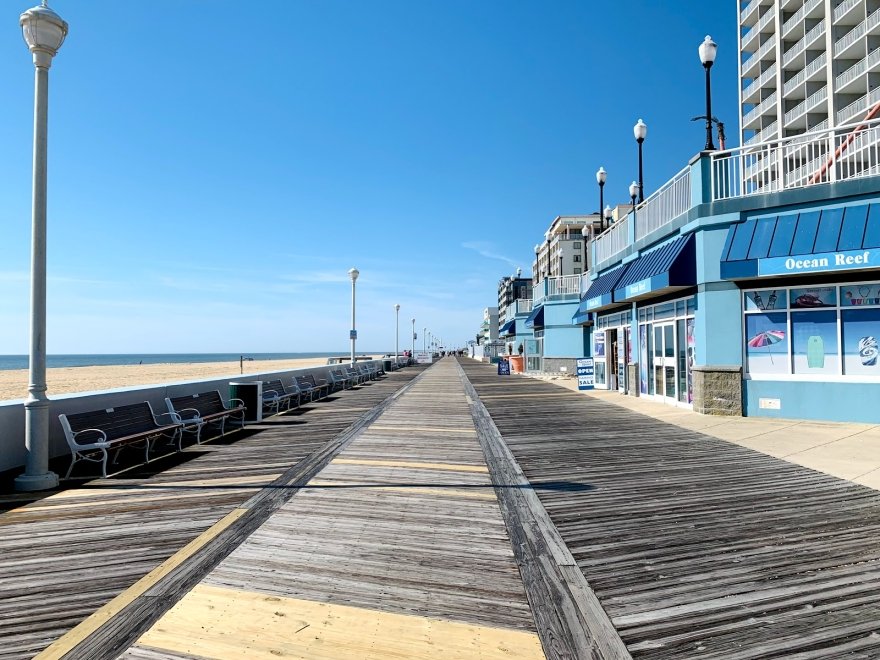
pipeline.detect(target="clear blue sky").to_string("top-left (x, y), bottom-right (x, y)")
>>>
top-left (0, 1), bottom-right (737, 354)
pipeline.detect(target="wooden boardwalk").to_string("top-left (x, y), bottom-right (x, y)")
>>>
top-left (0, 368), bottom-right (422, 660)
top-left (120, 358), bottom-right (545, 659)
top-left (459, 358), bottom-right (880, 659)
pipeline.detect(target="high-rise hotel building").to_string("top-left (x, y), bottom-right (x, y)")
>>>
top-left (739, 0), bottom-right (880, 146)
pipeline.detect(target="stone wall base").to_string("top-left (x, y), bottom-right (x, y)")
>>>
top-left (541, 358), bottom-right (578, 375)
top-left (693, 365), bottom-right (743, 416)
top-left (627, 363), bottom-right (639, 397)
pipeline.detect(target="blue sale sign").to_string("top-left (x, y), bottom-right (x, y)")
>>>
top-left (576, 357), bottom-right (594, 390)
top-left (497, 359), bottom-right (511, 376)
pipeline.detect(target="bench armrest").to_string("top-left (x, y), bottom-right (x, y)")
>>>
top-left (228, 398), bottom-right (245, 408)
top-left (175, 407), bottom-right (202, 420)
top-left (154, 411), bottom-right (183, 425)
top-left (262, 390), bottom-right (280, 399)
top-left (70, 427), bottom-right (109, 447)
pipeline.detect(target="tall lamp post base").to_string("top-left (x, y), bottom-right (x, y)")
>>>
top-left (15, 471), bottom-right (59, 491)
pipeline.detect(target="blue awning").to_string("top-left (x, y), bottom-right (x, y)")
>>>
top-left (571, 308), bottom-right (592, 325)
top-left (499, 319), bottom-right (516, 336)
top-left (577, 263), bottom-right (630, 315)
top-left (524, 304), bottom-right (544, 329)
top-left (613, 234), bottom-right (696, 302)
top-left (721, 202), bottom-right (880, 279)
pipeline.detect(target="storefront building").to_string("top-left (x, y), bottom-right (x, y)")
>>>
top-left (571, 135), bottom-right (880, 424)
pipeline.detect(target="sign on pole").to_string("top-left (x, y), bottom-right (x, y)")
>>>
top-left (350, 329), bottom-right (357, 340)
top-left (576, 357), bottom-right (594, 390)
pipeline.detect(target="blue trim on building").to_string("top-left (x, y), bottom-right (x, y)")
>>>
top-left (524, 305), bottom-right (545, 329)
top-left (571, 308), bottom-right (591, 325)
top-left (499, 319), bottom-right (516, 336)
top-left (613, 234), bottom-right (696, 302)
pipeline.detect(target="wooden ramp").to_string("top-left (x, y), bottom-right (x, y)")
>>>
top-left (459, 358), bottom-right (880, 659)
top-left (0, 368), bottom-right (422, 660)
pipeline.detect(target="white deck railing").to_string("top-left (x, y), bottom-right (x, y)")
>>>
top-left (711, 116), bottom-right (880, 200)
top-left (515, 298), bottom-right (533, 315)
top-left (594, 215), bottom-right (630, 264)
top-left (635, 166), bottom-right (692, 241)
top-left (546, 275), bottom-right (581, 297)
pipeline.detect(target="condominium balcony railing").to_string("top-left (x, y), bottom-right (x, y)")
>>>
top-left (783, 85), bottom-right (827, 126)
top-left (745, 120), bottom-right (779, 146)
top-left (515, 298), bottom-right (533, 315)
top-left (740, 0), bottom-right (762, 25)
top-left (781, 0), bottom-right (822, 38)
top-left (837, 87), bottom-right (880, 125)
top-left (742, 35), bottom-right (778, 78)
top-left (712, 116), bottom-right (880, 200)
top-left (836, 48), bottom-right (880, 89)
top-left (782, 52), bottom-right (826, 96)
top-left (742, 4), bottom-right (776, 49)
top-left (743, 91), bottom-right (778, 126)
top-left (782, 21), bottom-right (825, 67)
top-left (834, 0), bottom-right (861, 23)
top-left (834, 8), bottom-right (880, 58)
top-left (742, 62), bottom-right (777, 102)
top-left (531, 276), bottom-right (580, 304)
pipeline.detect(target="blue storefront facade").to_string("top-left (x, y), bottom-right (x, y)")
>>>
top-left (573, 142), bottom-right (880, 423)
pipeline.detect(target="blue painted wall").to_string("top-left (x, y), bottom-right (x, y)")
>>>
top-left (542, 300), bottom-right (586, 357)
top-left (745, 380), bottom-right (880, 424)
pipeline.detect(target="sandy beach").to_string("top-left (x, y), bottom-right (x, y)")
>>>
top-left (0, 357), bottom-right (333, 402)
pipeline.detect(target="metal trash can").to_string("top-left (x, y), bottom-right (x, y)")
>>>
top-left (229, 381), bottom-right (263, 423)
top-left (382, 358), bottom-right (393, 372)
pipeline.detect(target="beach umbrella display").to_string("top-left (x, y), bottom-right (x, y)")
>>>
top-left (748, 329), bottom-right (785, 364)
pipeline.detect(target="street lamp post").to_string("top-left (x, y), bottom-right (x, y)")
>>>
top-left (629, 181), bottom-right (639, 228)
top-left (596, 166), bottom-right (607, 227)
top-left (699, 35), bottom-right (718, 151)
top-left (348, 268), bottom-right (359, 367)
top-left (394, 303), bottom-right (400, 365)
top-left (410, 318), bottom-right (415, 362)
top-left (581, 225), bottom-right (589, 272)
top-left (604, 205), bottom-right (614, 229)
top-left (423, 327), bottom-right (427, 352)
top-left (15, 2), bottom-right (68, 492)
top-left (633, 119), bottom-right (647, 203)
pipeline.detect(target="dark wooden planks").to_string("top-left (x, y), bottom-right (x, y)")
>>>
top-left (0, 369), bottom-right (423, 660)
top-left (458, 358), bottom-right (880, 659)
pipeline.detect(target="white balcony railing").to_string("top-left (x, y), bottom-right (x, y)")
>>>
top-left (836, 48), bottom-right (880, 89)
top-left (781, 0), bottom-right (822, 37)
top-left (635, 166), bottom-right (692, 241)
top-left (742, 5), bottom-right (776, 47)
top-left (545, 275), bottom-right (581, 298)
top-left (740, 0), bottom-right (762, 24)
top-left (834, 9), bottom-right (880, 57)
top-left (594, 215), bottom-right (630, 264)
top-left (782, 52), bottom-right (826, 95)
top-left (743, 62), bottom-right (777, 100)
top-left (744, 91), bottom-right (778, 125)
top-left (837, 86), bottom-right (880, 124)
top-left (712, 116), bottom-right (880, 200)
top-left (783, 86), bottom-right (827, 125)
top-left (515, 298), bottom-right (533, 315)
top-left (783, 21), bottom-right (825, 66)
top-left (745, 120), bottom-right (779, 146)
top-left (834, 0), bottom-right (861, 23)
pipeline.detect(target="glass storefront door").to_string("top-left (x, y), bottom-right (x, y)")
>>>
top-left (652, 322), bottom-right (677, 403)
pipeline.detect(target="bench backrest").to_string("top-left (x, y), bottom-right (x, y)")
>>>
top-left (294, 375), bottom-right (313, 390)
top-left (264, 379), bottom-right (292, 396)
top-left (169, 391), bottom-right (226, 417)
top-left (61, 402), bottom-right (161, 441)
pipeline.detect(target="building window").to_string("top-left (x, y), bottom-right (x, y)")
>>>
top-left (574, 267), bottom-right (582, 274)
top-left (573, 254), bottom-right (581, 262)
top-left (573, 242), bottom-right (582, 249)
top-left (743, 282), bottom-right (880, 378)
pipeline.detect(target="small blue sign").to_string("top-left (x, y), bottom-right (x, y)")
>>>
top-left (576, 357), bottom-right (594, 390)
top-left (758, 248), bottom-right (875, 277)
top-left (349, 330), bottom-right (357, 340)
top-left (497, 359), bottom-right (511, 376)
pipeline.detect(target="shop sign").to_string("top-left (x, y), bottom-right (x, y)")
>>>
top-left (576, 357), bottom-right (594, 390)
top-left (497, 359), bottom-right (511, 376)
top-left (414, 351), bottom-right (432, 364)
top-left (625, 278), bottom-right (651, 299)
top-left (586, 295), bottom-right (604, 310)
top-left (594, 332), bottom-right (605, 358)
top-left (758, 249), bottom-right (874, 277)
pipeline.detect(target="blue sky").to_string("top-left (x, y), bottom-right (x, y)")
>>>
top-left (0, 1), bottom-right (737, 354)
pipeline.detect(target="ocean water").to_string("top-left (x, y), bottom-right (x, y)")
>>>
top-left (0, 353), bottom-right (352, 372)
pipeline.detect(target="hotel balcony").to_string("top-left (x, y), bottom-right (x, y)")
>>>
top-left (782, 21), bottom-right (825, 68)
top-left (745, 120), bottom-right (780, 146)
top-left (780, 0), bottom-right (823, 40)
top-left (837, 87), bottom-right (880, 125)
top-left (835, 47), bottom-right (880, 95)
top-left (740, 0), bottom-right (764, 27)
top-left (742, 4), bottom-right (777, 51)
top-left (532, 275), bottom-right (581, 304)
top-left (742, 62), bottom-right (777, 104)
top-left (783, 85), bottom-right (827, 129)
top-left (782, 52), bottom-right (826, 97)
top-left (742, 36), bottom-right (778, 79)
top-left (743, 91), bottom-right (779, 130)
top-left (834, 8), bottom-right (880, 59)
top-left (834, 0), bottom-right (862, 25)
